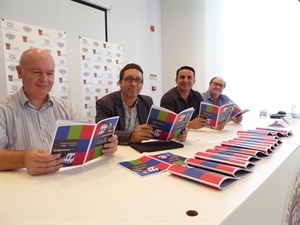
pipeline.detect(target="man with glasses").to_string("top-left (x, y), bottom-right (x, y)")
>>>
top-left (96, 63), bottom-right (188, 145)
top-left (160, 66), bottom-right (208, 130)
top-left (202, 77), bottom-right (243, 124)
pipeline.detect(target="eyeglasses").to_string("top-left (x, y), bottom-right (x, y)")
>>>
top-left (122, 77), bottom-right (143, 84)
top-left (212, 81), bottom-right (225, 88)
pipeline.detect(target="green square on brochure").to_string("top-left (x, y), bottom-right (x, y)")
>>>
top-left (207, 105), bottom-right (213, 112)
top-left (67, 125), bottom-right (83, 139)
top-left (93, 145), bottom-right (104, 158)
top-left (158, 110), bottom-right (168, 121)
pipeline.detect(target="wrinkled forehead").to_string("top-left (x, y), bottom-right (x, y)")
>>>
top-left (212, 77), bottom-right (225, 85)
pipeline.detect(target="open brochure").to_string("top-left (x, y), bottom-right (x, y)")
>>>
top-left (118, 155), bottom-right (170, 177)
top-left (199, 101), bottom-right (235, 128)
top-left (117, 152), bottom-right (187, 177)
top-left (146, 105), bottom-right (194, 141)
top-left (50, 116), bottom-right (119, 167)
top-left (230, 104), bottom-right (250, 118)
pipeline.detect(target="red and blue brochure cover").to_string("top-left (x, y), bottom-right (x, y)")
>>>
top-left (221, 140), bottom-right (273, 155)
top-left (199, 101), bottom-right (235, 128)
top-left (255, 127), bottom-right (293, 137)
top-left (118, 152), bottom-right (187, 177)
top-left (240, 127), bottom-right (293, 138)
top-left (204, 148), bottom-right (260, 164)
top-left (185, 158), bottom-right (251, 179)
top-left (118, 155), bottom-right (170, 177)
top-left (230, 104), bottom-right (250, 118)
top-left (50, 116), bottom-right (119, 167)
top-left (149, 152), bottom-right (187, 165)
top-left (213, 145), bottom-right (269, 158)
top-left (194, 151), bottom-right (255, 171)
top-left (146, 105), bottom-right (194, 141)
top-left (167, 164), bottom-right (239, 190)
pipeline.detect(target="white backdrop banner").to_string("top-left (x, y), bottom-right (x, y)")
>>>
top-left (1, 17), bottom-right (70, 100)
top-left (79, 36), bottom-right (123, 121)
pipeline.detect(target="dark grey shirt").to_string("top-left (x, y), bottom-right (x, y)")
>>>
top-left (160, 87), bottom-right (203, 120)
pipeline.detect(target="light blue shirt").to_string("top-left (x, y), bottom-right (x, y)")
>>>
top-left (0, 88), bottom-right (84, 152)
top-left (201, 90), bottom-right (232, 107)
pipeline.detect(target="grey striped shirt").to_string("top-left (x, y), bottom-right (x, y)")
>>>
top-left (0, 88), bottom-right (84, 152)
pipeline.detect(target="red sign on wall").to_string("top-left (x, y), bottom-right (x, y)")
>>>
top-left (150, 25), bottom-right (155, 33)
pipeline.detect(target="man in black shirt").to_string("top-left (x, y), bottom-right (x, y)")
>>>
top-left (160, 66), bottom-right (208, 129)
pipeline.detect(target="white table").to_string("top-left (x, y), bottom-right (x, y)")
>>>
top-left (1, 119), bottom-right (299, 225)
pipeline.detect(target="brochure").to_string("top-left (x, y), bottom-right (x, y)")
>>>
top-left (50, 116), bottom-right (119, 167)
top-left (146, 105), bottom-right (194, 141)
top-left (199, 101), bottom-right (235, 128)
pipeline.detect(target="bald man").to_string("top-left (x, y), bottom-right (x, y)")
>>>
top-left (202, 77), bottom-right (243, 125)
top-left (0, 48), bottom-right (118, 175)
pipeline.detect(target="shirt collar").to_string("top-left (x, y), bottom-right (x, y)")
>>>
top-left (17, 87), bottom-right (53, 108)
top-left (175, 87), bottom-right (195, 99)
top-left (205, 90), bottom-right (214, 101)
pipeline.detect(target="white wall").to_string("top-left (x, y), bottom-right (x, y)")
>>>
top-left (0, 0), bottom-right (163, 114)
top-left (1, 0), bottom-right (300, 116)
top-left (0, 0), bottom-right (108, 114)
top-left (161, 0), bottom-right (300, 116)
top-left (161, 0), bottom-right (206, 92)
top-left (219, 0), bottom-right (300, 115)
top-left (107, 0), bottom-right (163, 105)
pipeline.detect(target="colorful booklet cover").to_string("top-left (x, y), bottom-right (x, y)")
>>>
top-left (220, 140), bottom-right (273, 155)
top-left (241, 127), bottom-right (293, 138)
top-left (185, 158), bottom-right (251, 179)
top-left (118, 155), bottom-right (170, 177)
top-left (149, 152), bottom-right (187, 165)
top-left (232, 137), bottom-right (280, 148)
top-left (230, 104), bottom-right (250, 118)
top-left (255, 127), bottom-right (293, 137)
top-left (205, 149), bottom-right (260, 164)
top-left (146, 105), bottom-right (194, 141)
top-left (167, 164), bottom-right (239, 190)
top-left (50, 116), bottom-right (119, 167)
top-left (213, 145), bottom-right (269, 159)
top-left (236, 130), bottom-right (281, 140)
top-left (118, 152), bottom-right (187, 177)
top-left (194, 151), bottom-right (255, 171)
top-left (199, 101), bottom-right (235, 128)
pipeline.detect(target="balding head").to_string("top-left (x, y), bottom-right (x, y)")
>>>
top-left (19, 48), bottom-right (54, 68)
top-left (209, 77), bottom-right (226, 88)
top-left (16, 48), bottom-right (55, 108)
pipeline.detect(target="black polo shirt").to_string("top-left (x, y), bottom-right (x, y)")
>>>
top-left (160, 87), bottom-right (203, 120)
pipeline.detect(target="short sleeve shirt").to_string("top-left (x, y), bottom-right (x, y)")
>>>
top-left (0, 88), bottom-right (84, 152)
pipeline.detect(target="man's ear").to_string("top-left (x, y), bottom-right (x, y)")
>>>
top-left (16, 65), bottom-right (22, 79)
